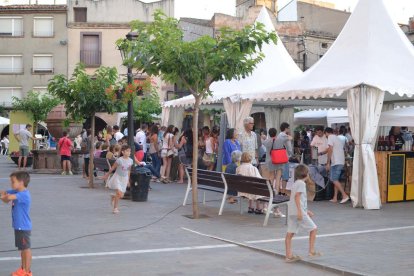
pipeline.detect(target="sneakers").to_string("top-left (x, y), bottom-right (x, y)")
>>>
top-left (68, 171), bottom-right (73, 175)
top-left (11, 267), bottom-right (25, 276)
top-left (11, 268), bottom-right (31, 276)
top-left (61, 171), bottom-right (66, 176)
top-left (273, 210), bottom-right (286, 218)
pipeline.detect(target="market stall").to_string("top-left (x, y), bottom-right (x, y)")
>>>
top-left (294, 109), bottom-right (348, 126)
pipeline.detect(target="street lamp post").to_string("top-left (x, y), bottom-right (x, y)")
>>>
top-left (119, 32), bottom-right (138, 162)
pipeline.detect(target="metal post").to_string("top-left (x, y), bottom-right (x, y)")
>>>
top-left (127, 67), bottom-right (135, 164)
top-left (216, 113), bottom-right (227, 172)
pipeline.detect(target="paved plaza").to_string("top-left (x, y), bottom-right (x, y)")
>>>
top-left (0, 157), bottom-right (413, 276)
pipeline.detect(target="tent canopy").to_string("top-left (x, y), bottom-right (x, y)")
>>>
top-left (163, 6), bottom-right (302, 108)
top-left (0, 116), bottom-right (10, 125)
top-left (241, 0), bottom-right (414, 102)
top-left (294, 109), bottom-right (348, 126)
top-left (379, 107), bottom-right (414, 127)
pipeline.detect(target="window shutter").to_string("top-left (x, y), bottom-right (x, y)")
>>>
top-left (34, 18), bottom-right (54, 37)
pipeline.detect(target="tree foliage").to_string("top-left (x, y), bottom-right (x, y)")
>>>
top-left (116, 10), bottom-right (277, 218)
top-left (12, 90), bottom-right (60, 128)
top-left (48, 63), bottom-right (120, 188)
top-left (133, 90), bottom-right (162, 123)
top-left (48, 64), bottom-right (121, 122)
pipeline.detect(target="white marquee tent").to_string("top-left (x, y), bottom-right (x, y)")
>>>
top-left (162, 7), bottom-right (303, 130)
top-left (0, 116), bottom-right (9, 125)
top-left (294, 109), bottom-right (349, 126)
top-left (379, 107), bottom-right (414, 127)
top-left (239, 0), bottom-right (414, 209)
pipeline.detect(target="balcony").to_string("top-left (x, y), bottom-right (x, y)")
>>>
top-left (80, 50), bottom-right (101, 67)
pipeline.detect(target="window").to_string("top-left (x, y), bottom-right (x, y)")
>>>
top-left (33, 17), bottom-right (54, 37)
top-left (32, 55), bottom-right (53, 74)
top-left (0, 17), bottom-right (23, 37)
top-left (0, 55), bottom-right (23, 74)
top-left (321, 42), bottom-right (329, 49)
top-left (80, 33), bottom-right (101, 67)
top-left (0, 87), bottom-right (23, 107)
top-left (32, 87), bottom-right (48, 95)
top-left (74, 8), bottom-right (87, 22)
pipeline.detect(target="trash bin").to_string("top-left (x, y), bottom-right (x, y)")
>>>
top-left (130, 166), bottom-right (152, 202)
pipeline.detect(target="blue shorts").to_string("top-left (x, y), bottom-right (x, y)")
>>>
top-left (282, 163), bottom-right (290, 181)
top-left (330, 165), bottom-right (344, 182)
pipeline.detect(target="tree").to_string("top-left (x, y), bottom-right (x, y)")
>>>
top-left (117, 11), bottom-right (276, 218)
top-left (12, 91), bottom-right (60, 134)
top-left (133, 89), bottom-right (162, 123)
top-left (48, 64), bottom-right (120, 188)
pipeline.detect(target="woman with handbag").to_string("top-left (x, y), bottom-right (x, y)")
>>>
top-left (160, 125), bottom-right (175, 183)
top-left (264, 127), bottom-right (288, 218)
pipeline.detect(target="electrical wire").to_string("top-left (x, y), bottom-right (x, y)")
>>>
top-left (0, 198), bottom-right (222, 254)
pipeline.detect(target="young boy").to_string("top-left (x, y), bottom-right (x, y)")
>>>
top-left (285, 164), bottom-right (320, 262)
top-left (1, 171), bottom-right (32, 276)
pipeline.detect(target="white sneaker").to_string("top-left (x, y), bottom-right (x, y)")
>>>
top-left (274, 210), bottom-right (286, 218)
top-left (340, 197), bottom-right (350, 204)
top-left (68, 171), bottom-right (73, 175)
top-left (61, 171), bottom-right (66, 175)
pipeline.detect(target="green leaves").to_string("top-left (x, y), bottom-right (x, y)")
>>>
top-left (119, 11), bottom-right (277, 99)
top-left (48, 64), bottom-right (120, 122)
top-left (12, 90), bottom-right (60, 124)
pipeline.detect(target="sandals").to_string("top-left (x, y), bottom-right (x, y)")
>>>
top-left (227, 198), bottom-right (238, 204)
top-left (248, 207), bottom-right (255, 214)
top-left (308, 252), bottom-right (322, 258)
top-left (255, 209), bottom-right (264, 215)
top-left (112, 208), bottom-right (119, 214)
top-left (285, 255), bottom-right (301, 263)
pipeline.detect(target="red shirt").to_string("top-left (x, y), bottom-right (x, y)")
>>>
top-left (58, 137), bottom-right (73, 157)
top-left (135, 150), bottom-right (144, 162)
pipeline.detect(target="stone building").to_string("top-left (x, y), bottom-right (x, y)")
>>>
top-left (0, 5), bottom-right (67, 107)
top-left (67, 0), bottom-right (174, 126)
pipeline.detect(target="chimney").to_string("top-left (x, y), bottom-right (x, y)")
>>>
top-left (410, 17), bottom-right (414, 31)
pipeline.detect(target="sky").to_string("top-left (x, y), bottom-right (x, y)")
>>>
top-left (0, 0), bottom-right (413, 23)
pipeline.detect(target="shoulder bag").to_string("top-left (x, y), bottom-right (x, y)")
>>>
top-left (270, 138), bottom-right (288, 165)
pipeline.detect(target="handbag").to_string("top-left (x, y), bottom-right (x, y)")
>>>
top-left (270, 138), bottom-right (288, 165)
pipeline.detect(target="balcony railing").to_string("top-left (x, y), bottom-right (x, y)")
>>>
top-left (80, 50), bottom-right (101, 67)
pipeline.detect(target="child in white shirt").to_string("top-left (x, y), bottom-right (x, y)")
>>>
top-left (285, 164), bottom-right (321, 262)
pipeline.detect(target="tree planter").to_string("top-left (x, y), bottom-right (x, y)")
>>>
top-left (10, 156), bottom-right (33, 167)
top-left (45, 105), bottom-right (83, 139)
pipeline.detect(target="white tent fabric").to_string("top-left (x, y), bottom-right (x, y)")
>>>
top-left (242, 0), bottom-right (414, 101)
top-left (223, 99), bottom-right (254, 132)
top-left (294, 109), bottom-right (348, 126)
top-left (265, 107), bottom-right (295, 130)
top-left (347, 87), bottom-right (384, 209)
top-left (161, 107), bottom-right (169, 127)
top-left (0, 116), bottom-right (9, 125)
top-left (239, 0), bottom-right (414, 210)
top-left (379, 106), bottom-right (414, 127)
top-left (163, 6), bottom-right (302, 114)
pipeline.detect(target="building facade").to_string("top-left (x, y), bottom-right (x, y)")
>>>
top-left (0, 5), bottom-right (67, 107)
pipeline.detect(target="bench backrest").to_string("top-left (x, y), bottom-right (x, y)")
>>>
top-left (187, 167), bottom-right (224, 189)
top-left (222, 173), bottom-right (271, 198)
top-left (94, 158), bottom-right (115, 170)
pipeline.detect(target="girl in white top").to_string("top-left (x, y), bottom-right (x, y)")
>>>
top-left (102, 145), bottom-right (133, 214)
top-left (160, 125), bottom-right (175, 183)
top-left (236, 152), bottom-right (265, 214)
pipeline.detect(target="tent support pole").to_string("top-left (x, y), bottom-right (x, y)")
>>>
top-left (357, 84), bottom-right (364, 208)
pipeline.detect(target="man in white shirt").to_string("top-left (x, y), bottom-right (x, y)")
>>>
top-left (113, 125), bottom-right (124, 142)
top-left (135, 124), bottom-right (148, 153)
top-left (239, 117), bottom-right (258, 165)
top-left (310, 126), bottom-right (329, 165)
top-left (325, 127), bottom-right (349, 204)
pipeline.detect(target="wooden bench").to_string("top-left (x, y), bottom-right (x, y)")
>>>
top-left (222, 173), bottom-right (289, 226)
top-left (183, 168), bottom-right (228, 215)
top-left (183, 167), bottom-right (289, 226)
top-left (94, 158), bottom-right (115, 173)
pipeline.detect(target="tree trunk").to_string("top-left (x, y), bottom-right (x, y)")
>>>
top-left (191, 96), bottom-right (201, 219)
top-left (88, 113), bottom-right (95, 188)
top-left (32, 121), bottom-right (38, 150)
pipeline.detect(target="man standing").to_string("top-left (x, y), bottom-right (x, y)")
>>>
top-left (239, 117), bottom-right (258, 166)
top-left (14, 124), bottom-right (39, 169)
top-left (113, 125), bottom-right (124, 142)
top-left (58, 131), bottom-right (73, 175)
top-left (135, 124), bottom-right (148, 153)
top-left (325, 127), bottom-right (349, 204)
top-left (310, 126), bottom-right (329, 166)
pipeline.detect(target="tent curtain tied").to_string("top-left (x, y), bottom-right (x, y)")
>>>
top-left (264, 107), bottom-right (295, 131)
top-left (161, 107), bottom-right (170, 127)
top-left (347, 85), bottom-right (384, 210)
top-left (223, 98), bottom-right (253, 132)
